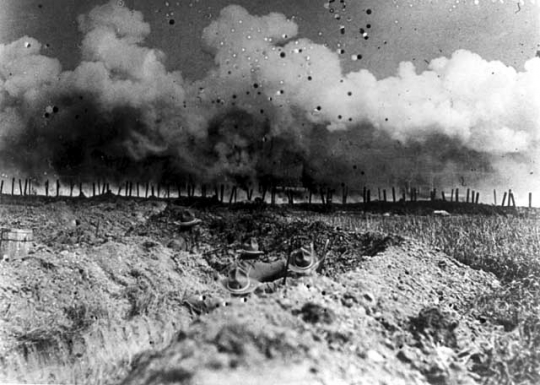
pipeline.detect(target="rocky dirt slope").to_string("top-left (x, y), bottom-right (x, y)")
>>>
top-left (0, 197), bottom-right (502, 384)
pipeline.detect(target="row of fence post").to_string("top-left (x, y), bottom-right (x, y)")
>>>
top-left (0, 178), bottom-right (534, 208)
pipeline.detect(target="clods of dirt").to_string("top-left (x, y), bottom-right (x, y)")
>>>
top-left (0, 201), bottom-right (504, 384)
top-left (297, 302), bottom-right (336, 324)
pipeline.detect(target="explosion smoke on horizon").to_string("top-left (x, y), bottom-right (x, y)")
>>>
top-left (0, 1), bottom-right (538, 198)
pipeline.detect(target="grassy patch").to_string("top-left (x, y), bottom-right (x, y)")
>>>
top-left (3, 207), bottom-right (539, 384)
top-left (1, 316), bottom-right (179, 385)
top-left (305, 212), bottom-right (540, 384)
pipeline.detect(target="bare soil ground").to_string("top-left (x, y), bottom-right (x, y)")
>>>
top-left (0, 197), bottom-right (510, 384)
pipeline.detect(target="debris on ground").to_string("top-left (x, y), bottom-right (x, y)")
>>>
top-left (0, 198), bottom-right (507, 384)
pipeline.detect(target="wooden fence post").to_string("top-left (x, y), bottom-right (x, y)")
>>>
top-left (318, 187), bottom-right (325, 205)
top-left (326, 188), bottom-right (333, 206)
top-left (229, 186), bottom-right (237, 204)
top-left (509, 189), bottom-right (515, 207)
top-left (529, 192), bottom-right (532, 208)
top-left (288, 189), bottom-right (294, 205)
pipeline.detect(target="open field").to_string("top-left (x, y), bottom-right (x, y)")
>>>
top-left (0, 197), bottom-right (539, 384)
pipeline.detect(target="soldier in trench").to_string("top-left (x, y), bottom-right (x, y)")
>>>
top-left (183, 237), bottom-right (327, 314)
top-left (173, 208), bottom-right (202, 251)
top-left (220, 237), bottom-right (325, 295)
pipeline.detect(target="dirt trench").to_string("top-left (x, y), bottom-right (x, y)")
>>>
top-left (0, 200), bottom-right (501, 384)
top-left (120, 205), bottom-right (500, 385)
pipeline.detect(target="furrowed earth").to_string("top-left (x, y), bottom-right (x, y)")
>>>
top-left (0, 195), bottom-right (519, 384)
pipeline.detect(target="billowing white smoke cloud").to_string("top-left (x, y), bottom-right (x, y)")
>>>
top-left (200, 4), bottom-right (540, 196)
top-left (203, 5), bottom-right (540, 152)
top-left (0, 1), bottom-right (538, 200)
top-left (0, 1), bottom-right (208, 179)
top-left (74, 3), bottom-right (184, 110)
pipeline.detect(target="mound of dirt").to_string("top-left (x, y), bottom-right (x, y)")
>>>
top-left (122, 239), bottom-right (500, 384)
top-left (0, 200), bottom-right (503, 384)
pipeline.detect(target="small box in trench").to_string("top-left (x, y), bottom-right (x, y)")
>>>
top-left (1, 228), bottom-right (33, 260)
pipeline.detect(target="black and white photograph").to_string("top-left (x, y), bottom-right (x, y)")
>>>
top-left (0, 0), bottom-right (539, 383)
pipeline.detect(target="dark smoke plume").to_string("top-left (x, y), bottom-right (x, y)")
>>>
top-left (0, 1), bottom-right (538, 199)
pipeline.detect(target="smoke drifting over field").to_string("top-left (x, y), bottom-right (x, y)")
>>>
top-left (0, 1), bottom-right (538, 195)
